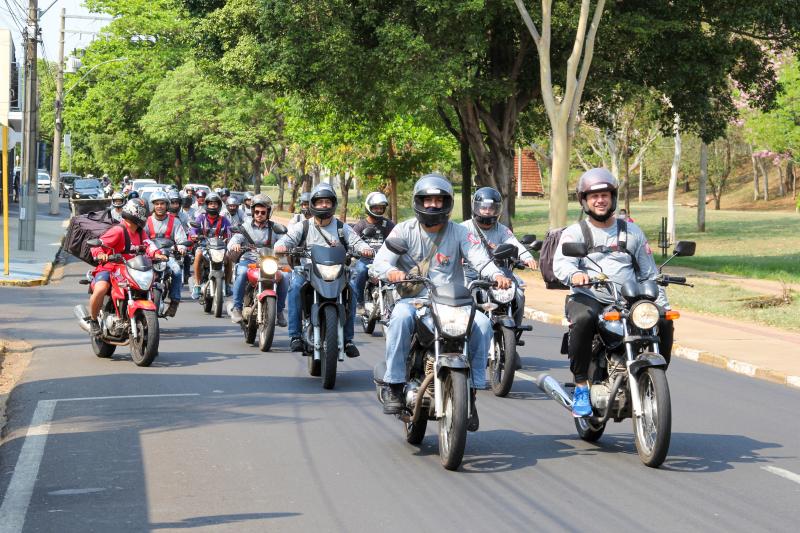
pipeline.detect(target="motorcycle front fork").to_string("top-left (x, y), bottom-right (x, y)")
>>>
top-left (622, 318), bottom-right (660, 419)
top-left (432, 337), bottom-right (471, 420)
top-left (311, 292), bottom-right (345, 362)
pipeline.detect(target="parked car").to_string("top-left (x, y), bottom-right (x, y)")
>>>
top-left (131, 178), bottom-right (158, 192)
top-left (37, 171), bottom-right (52, 193)
top-left (70, 178), bottom-right (104, 200)
top-left (59, 173), bottom-right (81, 198)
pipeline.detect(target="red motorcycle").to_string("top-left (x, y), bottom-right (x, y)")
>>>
top-left (239, 244), bottom-right (289, 351)
top-left (74, 238), bottom-right (167, 366)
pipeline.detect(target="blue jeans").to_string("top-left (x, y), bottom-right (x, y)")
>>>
top-left (383, 299), bottom-right (491, 389)
top-left (288, 269), bottom-right (355, 342)
top-left (232, 258), bottom-right (288, 312)
top-left (350, 258), bottom-right (371, 304)
top-left (167, 257), bottom-right (182, 301)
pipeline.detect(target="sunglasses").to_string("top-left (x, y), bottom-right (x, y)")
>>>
top-left (253, 210), bottom-right (268, 215)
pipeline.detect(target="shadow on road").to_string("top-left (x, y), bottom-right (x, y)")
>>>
top-left (151, 512), bottom-right (302, 529)
top-left (661, 432), bottom-right (786, 473)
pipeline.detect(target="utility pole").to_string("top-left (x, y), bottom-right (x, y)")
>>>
top-left (48, 7), bottom-right (64, 215)
top-left (19, 0), bottom-right (39, 251)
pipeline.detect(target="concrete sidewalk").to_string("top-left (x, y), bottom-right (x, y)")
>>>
top-left (0, 195), bottom-right (70, 286)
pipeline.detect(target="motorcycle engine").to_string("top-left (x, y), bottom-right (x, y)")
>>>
top-left (590, 384), bottom-right (612, 411)
top-left (103, 314), bottom-right (127, 337)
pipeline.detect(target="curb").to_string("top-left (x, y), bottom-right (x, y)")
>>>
top-left (0, 221), bottom-right (68, 287)
top-left (522, 306), bottom-right (800, 390)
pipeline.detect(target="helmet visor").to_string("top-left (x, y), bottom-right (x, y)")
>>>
top-left (472, 198), bottom-right (502, 219)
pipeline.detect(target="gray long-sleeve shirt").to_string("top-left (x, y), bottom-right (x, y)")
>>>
top-left (228, 220), bottom-right (283, 263)
top-left (372, 219), bottom-right (503, 292)
top-left (553, 219), bottom-right (667, 307)
top-left (275, 217), bottom-right (372, 256)
top-left (460, 219), bottom-right (534, 261)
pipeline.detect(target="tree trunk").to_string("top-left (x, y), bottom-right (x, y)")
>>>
top-left (174, 145), bottom-right (183, 188)
top-left (187, 142), bottom-right (199, 181)
top-left (697, 142), bottom-right (707, 232)
top-left (750, 145), bottom-right (760, 201)
top-left (757, 158), bottom-right (769, 201)
top-left (339, 171), bottom-right (353, 222)
top-left (276, 172), bottom-right (286, 211)
top-left (623, 133), bottom-right (631, 214)
top-left (666, 116), bottom-right (681, 244)
top-left (387, 139), bottom-right (398, 223)
top-left (778, 163), bottom-right (786, 197)
top-left (460, 140), bottom-right (472, 221)
top-left (789, 159), bottom-right (796, 199)
top-left (638, 159), bottom-right (643, 203)
top-left (549, 124), bottom-right (571, 229)
top-left (249, 145), bottom-right (264, 194)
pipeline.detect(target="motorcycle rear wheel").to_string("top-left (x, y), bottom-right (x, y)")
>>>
top-left (361, 287), bottom-right (377, 334)
top-left (575, 416), bottom-right (606, 442)
top-left (258, 297), bottom-right (277, 352)
top-left (202, 280), bottom-right (213, 313)
top-left (439, 370), bottom-right (468, 471)
top-left (130, 310), bottom-right (159, 367)
top-left (633, 367), bottom-right (671, 468)
top-left (243, 304), bottom-right (258, 344)
top-left (321, 305), bottom-right (339, 389)
top-left (91, 334), bottom-right (115, 358)
top-left (405, 414), bottom-right (428, 445)
top-left (489, 326), bottom-right (518, 397)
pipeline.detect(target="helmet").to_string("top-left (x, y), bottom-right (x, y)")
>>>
top-left (308, 184), bottom-right (337, 220)
top-left (205, 192), bottom-right (222, 216)
top-left (576, 167), bottom-right (618, 221)
top-left (150, 190), bottom-right (168, 205)
top-left (167, 191), bottom-right (181, 213)
top-left (184, 185), bottom-right (195, 194)
top-left (195, 189), bottom-right (207, 201)
top-left (214, 187), bottom-right (223, 194)
top-left (111, 192), bottom-right (125, 207)
top-left (251, 194), bottom-right (273, 217)
top-left (412, 173), bottom-right (453, 227)
top-left (121, 198), bottom-right (149, 228)
top-left (226, 196), bottom-right (241, 210)
top-left (472, 187), bottom-right (502, 226)
top-left (299, 192), bottom-right (311, 204)
top-left (365, 191), bottom-right (389, 218)
top-left (243, 191), bottom-right (254, 204)
top-left (221, 187), bottom-right (230, 197)
top-left (181, 195), bottom-right (193, 209)
top-left (127, 190), bottom-right (140, 200)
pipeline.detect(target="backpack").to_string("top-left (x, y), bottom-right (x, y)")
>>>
top-left (539, 218), bottom-right (638, 290)
top-left (299, 219), bottom-right (346, 247)
top-left (64, 209), bottom-right (118, 265)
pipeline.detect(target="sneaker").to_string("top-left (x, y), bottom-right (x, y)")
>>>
top-left (87, 318), bottom-right (101, 337)
top-left (191, 285), bottom-right (201, 300)
top-left (467, 390), bottom-right (479, 432)
top-left (165, 301), bottom-right (179, 317)
top-left (356, 303), bottom-right (365, 315)
top-left (572, 385), bottom-right (592, 418)
top-left (276, 310), bottom-right (287, 328)
top-left (225, 284), bottom-right (233, 297)
top-left (230, 307), bottom-right (243, 323)
top-left (344, 341), bottom-right (360, 358)
top-left (290, 337), bottom-right (304, 352)
top-left (381, 384), bottom-right (404, 415)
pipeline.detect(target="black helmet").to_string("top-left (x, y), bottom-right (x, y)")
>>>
top-left (181, 194), bottom-right (193, 209)
top-left (308, 184), bottom-right (337, 220)
top-left (412, 173), bottom-right (453, 227)
top-left (167, 191), bottom-right (181, 213)
top-left (221, 187), bottom-right (230, 197)
top-left (121, 198), bottom-right (149, 228)
top-left (472, 187), bottom-right (502, 226)
top-left (127, 190), bottom-right (140, 200)
top-left (576, 168), bottom-right (618, 222)
top-left (205, 192), bottom-right (222, 216)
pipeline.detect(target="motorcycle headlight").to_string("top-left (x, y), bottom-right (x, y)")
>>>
top-left (630, 301), bottom-right (660, 329)
top-left (316, 264), bottom-right (342, 281)
top-left (153, 261), bottom-right (166, 272)
top-left (434, 303), bottom-right (472, 337)
top-left (128, 268), bottom-right (154, 291)
top-left (489, 282), bottom-right (516, 304)
top-left (209, 248), bottom-right (226, 263)
top-left (261, 258), bottom-right (278, 275)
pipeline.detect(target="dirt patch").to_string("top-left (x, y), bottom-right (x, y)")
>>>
top-left (0, 338), bottom-right (33, 437)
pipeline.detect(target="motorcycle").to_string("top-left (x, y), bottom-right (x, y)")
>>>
top-left (191, 224), bottom-right (227, 318)
top-left (534, 240), bottom-right (696, 468)
top-left (283, 244), bottom-right (360, 390)
top-left (232, 224), bottom-right (288, 351)
top-left (476, 240), bottom-right (536, 397)
top-left (373, 237), bottom-right (494, 471)
top-left (357, 226), bottom-right (393, 335)
top-left (74, 239), bottom-right (167, 367)
top-left (151, 238), bottom-right (188, 319)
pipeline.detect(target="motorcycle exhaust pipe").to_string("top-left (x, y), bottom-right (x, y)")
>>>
top-left (535, 373), bottom-right (574, 412)
top-left (73, 305), bottom-right (92, 333)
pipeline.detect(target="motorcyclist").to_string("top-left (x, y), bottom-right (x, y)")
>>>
top-left (167, 190), bottom-right (189, 227)
top-left (553, 168), bottom-right (673, 418)
top-left (224, 196), bottom-right (245, 226)
top-left (349, 192), bottom-right (395, 311)
top-left (146, 191), bottom-right (188, 317)
top-left (274, 183), bottom-right (374, 358)
top-left (180, 193), bottom-right (196, 223)
top-left (127, 190), bottom-right (140, 201)
top-left (461, 187), bottom-right (538, 328)
top-left (289, 192), bottom-right (312, 226)
top-left (109, 192), bottom-right (126, 222)
top-left (220, 188), bottom-right (231, 204)
top-left (183, 184), bottom-right (196, 202)
top-left (193, 189), bottom-right (207, 214)
top-left (227, 195), bottom-right (289, 326)
top-left (85, 199), bottom-right (166, 335)
top-left (371, 173), bottom-right (512, 429)
top-left (241, 192), bottom-right (254, 218)
top-left (189, 192), bottom-right (232, 299)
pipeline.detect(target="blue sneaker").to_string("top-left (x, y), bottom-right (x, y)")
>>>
top-left (191, 285), bottom-right (201, 300)
top-left (572, 385), bottom-right (592, 418)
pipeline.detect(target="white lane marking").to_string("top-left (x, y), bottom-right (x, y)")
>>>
top-left (0, 400), bottom-right (57, 533)
top-left (48, 488), bottom-right (105, 496)
top-left (0, 393), bottom-right (201, 533)
top-left (515, 371), bottom-right (538, 384)
top-left (762, 466), bottom-right (800, 485)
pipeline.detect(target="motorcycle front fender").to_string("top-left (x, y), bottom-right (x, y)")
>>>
top-left (311, 301), bottom-right (338, 327)
top-left (436, 355), bottom-right (469, 378)
top-left (495, 316), bottom-right (516, 329)
top-left (628, 352), bottom-right (668, 378)
top-left (257, 289), bottom-right (276, 302)
top-left (128, 299), bottom-right (156, 318)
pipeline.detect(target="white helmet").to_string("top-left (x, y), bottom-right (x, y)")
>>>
top-left (364, 191), bottom-right (389, 218)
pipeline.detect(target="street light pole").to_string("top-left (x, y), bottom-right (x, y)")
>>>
top-left (19, 0), bottom-right (39, 251)
top-left (48, 7), bottom-right (65, 216)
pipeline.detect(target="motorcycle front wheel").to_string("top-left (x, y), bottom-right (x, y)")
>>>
top-left (633, 367), bottom-right (672, 468)
top-left (130, 310), bottom-right (159, 367)
top-left (258, 297), bottom-right (277, 352)
top-left (213, 274), bottom-right (224, 318)
top-left (489, 325), bottom-right (518, 397)
top-left (321, 305), bottom-right (339, 389)
top-left (438, 370), bottom-right (468, 471)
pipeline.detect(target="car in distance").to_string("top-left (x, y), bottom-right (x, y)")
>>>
top-left (37, 171), bottom-right (52, 193)
top-left (70, 178), bottom-right (105, 201)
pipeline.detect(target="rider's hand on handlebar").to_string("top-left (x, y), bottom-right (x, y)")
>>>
top-left (97, 253), bottom-right (109, 263)
top-left (571, 272), bottom-right (590, 286)
top-left (494, 274), bottom-right (512, 290)
top-left (274, 244), bottom-right (287, 254)
top-left (361, 248), bottom-right (375, 258)
top-left (387, 269), bottom-right (407, 283)
top-left (230, 243), bottom-right (241, 253)
top-left (154, 253), bottom-right (168, 262)
top-left (525, 258), bottom-right (538, 270)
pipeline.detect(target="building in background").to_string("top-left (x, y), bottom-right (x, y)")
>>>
top-left (514, 148), bottom-right (544, 197)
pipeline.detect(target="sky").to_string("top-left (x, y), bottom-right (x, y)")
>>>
top-left (1, 0), bottom-right (110, 62)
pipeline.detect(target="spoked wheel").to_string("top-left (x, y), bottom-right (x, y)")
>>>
top-left (321, 305), bottom-right (339, 389)
top-left (489, 326), bottom-right (518, 397)
top-left (405, 411), bottom-right (428, 445)
top-left (438, 370), bottom-right (468, 471)
top-left (575, 416), bottom-right (606, 442)
top-left (633, 368), bottom-right (672, 468)
top-left (130, 310), bottom-right (159, 367)
top-left (258, 297), bottom-right (277, 352)
top-left (213, 274), bottom-right (224, 318)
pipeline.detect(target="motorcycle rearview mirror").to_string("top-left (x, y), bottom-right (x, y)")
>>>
top-left (493, 243), bottom-right (518, 260)
top-left (271, 222), bottom-right (288, 235)
top-left (384, 237), bottom-right (409, 256)
top-left (87, 238), bottom-right (103, 247)
top-left (530, 240), bottom-right (543, 252)
top-left (673, 241), bottom-right (696, 257)
top-left (189, 221), bottom-right (200, 229)
top-left (179, 240), bottom-right (192, 247)
top-left (362, 226), bottom-right (377, 238)
top-left (561, 242), bottom-right (589, 258)
top-left (520, 234), bottom-right (537, 245)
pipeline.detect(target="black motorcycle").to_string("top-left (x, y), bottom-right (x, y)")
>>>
top-left (374, 237), bottom-right (494, 471)
top-left (192, 230), bottom-right (227, 318)
top-left (151, 238), bottom-right (188, 319)
top-left (357, 226), bottom-right (393, 335)
top-left (534, 240), bottom-right (695, 468)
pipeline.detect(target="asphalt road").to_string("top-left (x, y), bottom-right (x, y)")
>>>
top-left (1, 260), bottom-right (799, 532)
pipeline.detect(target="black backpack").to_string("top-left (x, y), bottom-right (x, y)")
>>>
top-left (64, 209), bottom-right (118, 265)
top-left (539, 218), bottom-right (638, 290)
